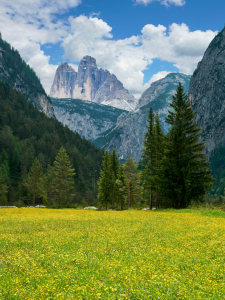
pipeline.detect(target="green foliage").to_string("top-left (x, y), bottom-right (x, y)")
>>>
top-left (110, 148), bottom-right (120, 209)
top-left (97, 150), bottom-right (112, 210)
top-left (159, 83), bottom-right (215, 208)
top-left (0, 172), bottom-right (8, 205)
top-left (124, 157), bottom-right (142, 209)
top-left (23, 158), bottom-right (45, 206)
top-left (0, 81), bottom-right (104, 204)
top-left (52, 147), bottom-right (75, 207)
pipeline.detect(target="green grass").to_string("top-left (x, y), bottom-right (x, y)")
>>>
top-left (0, 208), bottom-right (225, 299)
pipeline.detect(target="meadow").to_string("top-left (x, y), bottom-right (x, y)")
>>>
top-left (0, 209), bottom-right (225, 299)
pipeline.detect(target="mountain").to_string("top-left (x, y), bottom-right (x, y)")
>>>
top-left (0, 34), bottom-right (54, 118)
top-left (51, 97), bottom-right (128, 141)
top-left (0, 81), bottom-right (104, 204)
top-left (93, 73), bottom-right (191, 162)
top-left (188, 27), bottom-right (225, 159)
top-left (50, 56), bottom-right (137, 111)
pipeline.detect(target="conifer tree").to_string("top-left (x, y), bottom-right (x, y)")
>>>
top-left (124, 157), bottom-right (141, 209)
top-left (141, 107), bottom-right (155, 209)
top-left (0, 172), bottom-right (8, 205)
top-left (52, 147), bottom-right (75, 207)
top-left (160, 83), bottom-right (215, 208)
top-left (45, 164), bottom-right (55, 206)
top-left (116, 163), bottom-right (126, 210)
top-left (110, 148), bottom-right (119, 209)
top-left (154, 112), bottom-right (165, 208)
top-left (23, 158), bottom-right (44, 206)
top-left (97, 149), bottom-right (112, 210)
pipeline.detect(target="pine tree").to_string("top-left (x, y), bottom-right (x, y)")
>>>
top-left (0, 172), bottom-right (8, 205)
top-left (45, 164), bottom-right (55, 206)
top-left (110, 148), bottom-right (119, 209)
top-left (52, 147), bottom-right (75, 207)
top-left (141, 107), bottom-right (155, 209)
top-left (116, 163), bottom-right (126, 210)
top-left (154, 112), bottom-right (165, 208)
top-left (23, 158), bottom-right (44, 206)
top-left (124, 157), bottom-right (141, 209)
top-left (97, 149), bottom-right (112, 210)
top-left (160, 83), bottom-right (215, 208)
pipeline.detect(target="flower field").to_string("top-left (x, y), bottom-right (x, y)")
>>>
top-left (0, 209), bottom-right (225, 299)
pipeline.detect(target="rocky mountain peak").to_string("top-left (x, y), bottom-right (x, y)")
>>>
top-left (188, 27), bottom-right (225, 159)
top-left (79, 55), bottom-right (97, 70)
top-left (50, 56), bottom-right (138, 111)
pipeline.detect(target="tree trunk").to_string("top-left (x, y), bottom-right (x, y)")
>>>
top-left (149, 188), bottom-right (152, 210)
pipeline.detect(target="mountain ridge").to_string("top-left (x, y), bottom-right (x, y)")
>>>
top-left (50, 56), bottom-right (138, 111)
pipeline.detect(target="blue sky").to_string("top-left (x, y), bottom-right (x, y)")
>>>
top-left (0, 0), bottom-right (223, 98)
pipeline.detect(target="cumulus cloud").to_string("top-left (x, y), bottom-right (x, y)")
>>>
top-left (0, 1), bottom-right (217, 98)
top-left (0, 0), bottom-right (81, 93)
top-left (62, 17), bottom-right (217, 97)
top-left (134, 0), bottom-right (185, 7)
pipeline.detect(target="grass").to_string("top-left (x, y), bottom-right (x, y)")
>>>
top-left (0, 209), bottom-right (225, 299)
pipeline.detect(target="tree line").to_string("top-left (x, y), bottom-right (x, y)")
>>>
top-left (97, 83), bottom-right (215, 209)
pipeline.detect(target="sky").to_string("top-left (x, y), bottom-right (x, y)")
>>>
top-left (0, 0), bottom-right (224, 98)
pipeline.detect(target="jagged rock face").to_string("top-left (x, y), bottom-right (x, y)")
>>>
top-left (51, 97), bottom-right (128, 141)
top-left (0, 36), bottom-right (55, 118)
top-left (93, 73), bottom-right (190, 162)
top-left (50, 56), bottom-right (137, 111)
top-left (188, 28), bottom-right (225, 159)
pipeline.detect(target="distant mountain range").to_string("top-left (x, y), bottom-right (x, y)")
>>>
top-left (50, 56), bottom-right (138, 112)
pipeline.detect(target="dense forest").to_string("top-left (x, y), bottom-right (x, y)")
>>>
top-left (0, 81), bottom-right (104, 206)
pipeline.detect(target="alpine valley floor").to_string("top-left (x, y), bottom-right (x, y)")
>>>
top-left (0, 209), bottom-right (225, 299)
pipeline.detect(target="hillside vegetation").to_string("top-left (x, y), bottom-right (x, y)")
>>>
top-left (0, 82), bottom-right (104, 205)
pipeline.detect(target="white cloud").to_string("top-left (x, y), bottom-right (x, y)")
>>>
top-left (134, 0), bottom-right (185, 7)
top-left (62, 17), bottom-right (217, 97)
top-left (0, 1), bottom-right (218, 98)
top-left (0, 0), bottom-right (81, 93)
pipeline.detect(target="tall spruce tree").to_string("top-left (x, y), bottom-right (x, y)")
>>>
top-left (116, 163), bottom-right (126, 211)
top-left (23, 158), bottom-right (44, 206)
top-left (124, 157), bottom-right (141, 209)
top-left (0, 172), bottom-right (8, 205)
top-left (110, 148), bottom-right (119, 210)
top-left (141, 107), bottom-right (155, 209)
top-left (154, 112), bottom-right (165, 208)
top-left (97, 149), bottom-right (112, 210)
top-left (52, 147), bottom-right (75, 207)
top-left (160, 83), bottom-right (215, 208)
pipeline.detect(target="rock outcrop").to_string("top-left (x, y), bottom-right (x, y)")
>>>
top-left (188, 27), bottom-right (225, 159)
top-left (51, 97), bottom-right (128, 141)
top-left (50, 56), bottom-right (137, 111)
top-left (94, 73), bottom-right (190, 162)
top-left (0, 35), bottom-right (55, 118)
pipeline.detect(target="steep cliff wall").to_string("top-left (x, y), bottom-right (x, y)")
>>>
top-left (51, 97), bottom-right (128, 141)
top-left (94, 73), bottom-right (190, 162)
top-left (188, 27), bottom-right (225, 159)
top-left (50, 56), bottom-right (137, 111)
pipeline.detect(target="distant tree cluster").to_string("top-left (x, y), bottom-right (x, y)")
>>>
top-left (98, 84), bottom-right (215, 209)
top-left (0, 82), bottom-right (104, 206)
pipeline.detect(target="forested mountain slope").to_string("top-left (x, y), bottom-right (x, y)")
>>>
top-left (0, 82), bottom-right (104, 204)
top-left (0, 36), bottom-right (54, 118)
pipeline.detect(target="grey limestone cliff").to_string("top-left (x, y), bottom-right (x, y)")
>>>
top-left (188, 27), bottom-right (225, 159)
top-left (51, 97), bottom-right (128, 141)
top-left (0, 35), bottom-right (54, 118)
top-left (94, 73), bottom-right (190, 162)
top-left (50, 56), bottom-right (137, 111)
